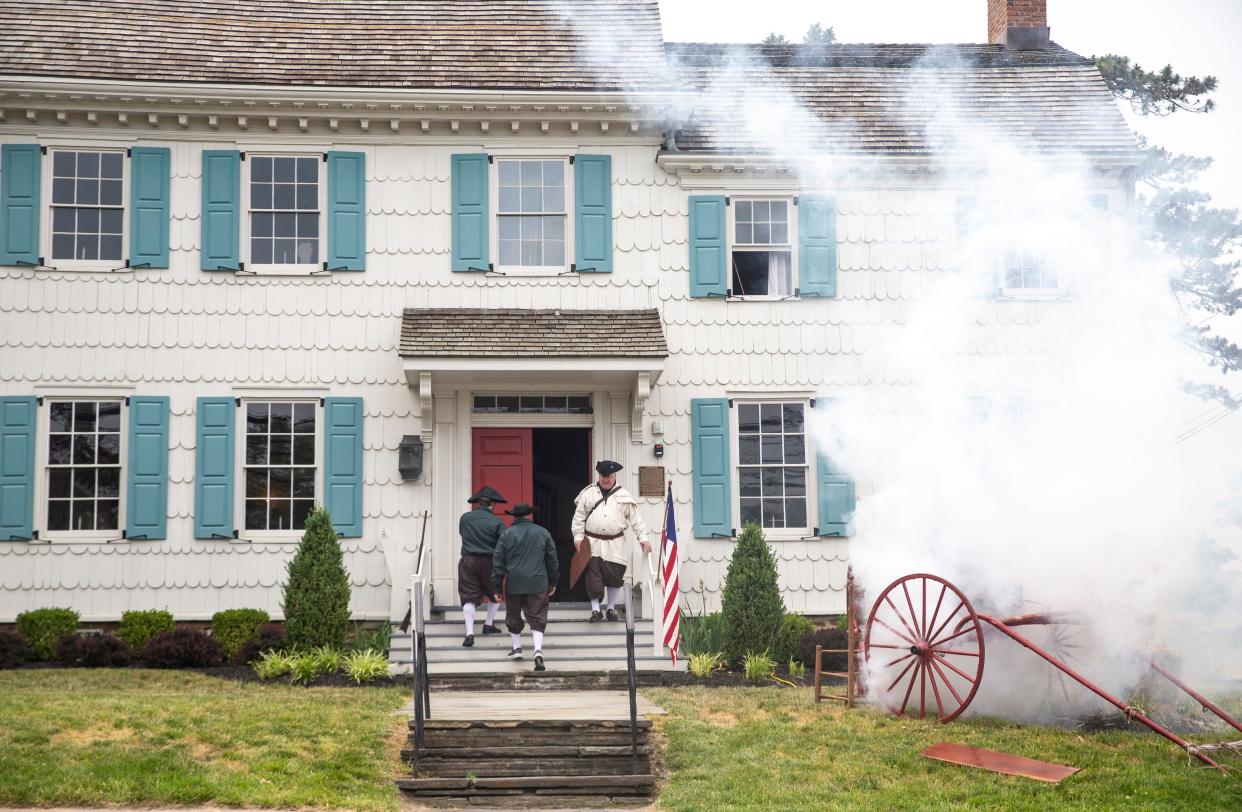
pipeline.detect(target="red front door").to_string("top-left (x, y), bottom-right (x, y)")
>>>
top-left (472, 428), bottom-right (532, 526)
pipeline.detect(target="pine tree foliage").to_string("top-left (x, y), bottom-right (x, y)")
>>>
top-left (802, 23), bottom-right (835, 44)
top-left (720, 522), bottom-right (786, 666)
top-left (762, 32), bottom-right (788, 45)
top-left (281, 507), bottom-right (351, 649)
top-left (1093, 55), bottom-right (1217, 116)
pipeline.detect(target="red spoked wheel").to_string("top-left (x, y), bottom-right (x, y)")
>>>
top-left (863, 573), bottom-right (985, 723)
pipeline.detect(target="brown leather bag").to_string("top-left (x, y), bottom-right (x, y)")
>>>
top-left (568, 492), bottom-right (607, 588)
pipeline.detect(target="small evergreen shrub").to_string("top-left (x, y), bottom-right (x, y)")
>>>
top-left (142, 629), bottom-right (223, 668)
top-left (0, 630), bottom-right (28, 668)
top-left (773, 614), bottom-right (816, 665)
top-left (211, 609), bottom-right (271, 658)
top-left (56, 633), bottom-right (132, 667)
top-left (797, 626), bottom-right (850, 671)
top-left (118, 610), bottom-right (175, 650)
top-left (720, 523), bottom-right (785, 666)
top-left (343, 649), bottom-right (389, 684)
top-left (15, 607), bottom-right (79, 661)
top-left (742, 650), bottom-right (776, 684)
top-left (232, 624), bottom-right (285, 666)
top-left (680, 612), bottom-right (726, 656)
top-left (281, 507), bottom-right (351, 649)
top-left (687, 651), bottom-right (723, 678)
top-left (253, 650), bottom-right (296, 680)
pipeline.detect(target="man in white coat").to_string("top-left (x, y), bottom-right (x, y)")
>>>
top-left (571, 460), bottom-right (651, 621)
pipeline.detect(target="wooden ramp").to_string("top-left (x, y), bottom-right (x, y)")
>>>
top-left (922, 742), bottom-right (1080, 783)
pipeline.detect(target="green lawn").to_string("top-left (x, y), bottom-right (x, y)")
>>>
top-left (645, 686), bottom-right (1242, 811)
top-left (0, 669), bottom-right (408, 811)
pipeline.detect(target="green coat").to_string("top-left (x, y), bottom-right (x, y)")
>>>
top-left (459, 507), bottom-right (506, 556)
top-left (492, 518), bottom-right (558, 596)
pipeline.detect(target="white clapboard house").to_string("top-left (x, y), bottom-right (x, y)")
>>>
top-left (0, 0), bottom-right (1136, 649)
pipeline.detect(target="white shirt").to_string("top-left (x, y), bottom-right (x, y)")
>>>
top-left (571, 483), bottom-right (651, 566)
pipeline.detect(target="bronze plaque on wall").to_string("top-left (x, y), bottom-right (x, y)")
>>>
top-left (638, 466), bottom-right (666, 498)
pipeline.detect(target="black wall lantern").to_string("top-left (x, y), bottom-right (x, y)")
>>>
top-left (398, 435), bottom-right (424, 481)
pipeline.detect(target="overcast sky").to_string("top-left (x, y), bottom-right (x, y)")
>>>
top-left (660, 0), bottom-right (1242, 210)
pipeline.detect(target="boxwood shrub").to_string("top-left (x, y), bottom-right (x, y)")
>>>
top-left (142, 629), bottom-right (223, 668)
top-left (57, 633), bottom-right (132, 667)
top-left (15, 607), bottom-right (79, 661)
top-left (773, 613), bottom-right (816, 665)
top-left (211, 608), bottom-right (270, 658)
top-left (118, 609), bottom-right (176, 650)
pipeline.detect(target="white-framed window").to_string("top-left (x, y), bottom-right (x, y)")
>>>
top-left (43, 148), bottom-right (128, 270)
top-left (239, 399), bottom-right (319, 534)
top-left (730, 197), bottom-right (795, 297)
top-left (733, 400), bottom-right (810, 534)
top-left (241, 154), bottom-right (324, 274)
top-left (493, 158), bottom-right (571, 274)
top-left (472, 394), bottom-right (594, 415)
top-left (42, 398), bottom-right (126, 537)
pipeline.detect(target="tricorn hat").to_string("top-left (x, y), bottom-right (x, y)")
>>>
top-left (467, 486), bottom-right (508, 504)
top-left (595, 460), bottom-right (623, 476)
top-left (505, 502), bottom-right (536, 517)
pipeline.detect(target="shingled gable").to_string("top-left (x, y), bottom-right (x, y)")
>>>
top-left (0, 0), bottom-right (670, 92)
top-left (665, 42), bottom-right (1139, 160)
top-left (399, 309), bottom-right (668, 359)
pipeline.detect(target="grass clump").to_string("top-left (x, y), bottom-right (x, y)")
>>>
top-left (742, 651), bottom-right (776, 684)
top-left (117, 610), bottom-right (175, 651)
top-left (343, 649), bottom-right (390, 684)
top-left (687, 651), bottom-right (723, 679)
top-left (721, 523), bottom-right (784, 666)
top-left (210, 609), bottom-right (270, 659)
top-left (680, 612), bottom-right (725, 656)
top-left (15, 608), bottom-right (78, 661)
top-left (787, 657), bottom-right (807, 679)
top-left (282, 507), bottom-right (351, 650)
top-left (252, 649), bottom-right (296, 681)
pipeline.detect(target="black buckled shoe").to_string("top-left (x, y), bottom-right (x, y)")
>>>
top-left (481, 624), bottom-right (502, 635)
top-left (462, 634), bottom-right (474, 647)
top-left (507, 647), bottom-right (523, 659)
top-left (533, 652), bottom-right (545, 672)
top-left (589, 610), bottom-right (604, 623)
top-left (605, 608), bottom-right (619, 622)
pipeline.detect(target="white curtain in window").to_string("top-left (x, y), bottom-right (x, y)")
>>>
top-left (767, 251), bottom-right (792, 296)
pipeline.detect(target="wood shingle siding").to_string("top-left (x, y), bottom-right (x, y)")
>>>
top-left (399, 309), bottom-right (668, 358)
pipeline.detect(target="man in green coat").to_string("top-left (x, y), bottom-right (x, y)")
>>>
top-left (491, 503), bottom-right (558, 672)
top-left (458, 486), bottom-right (507, 648)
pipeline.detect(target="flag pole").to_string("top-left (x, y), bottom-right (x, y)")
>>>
top-left (655, 481), bottom-right (671, 585)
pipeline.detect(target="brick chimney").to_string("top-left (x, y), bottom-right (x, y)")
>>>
top-left (988, 0), bottom-right (1050, 50)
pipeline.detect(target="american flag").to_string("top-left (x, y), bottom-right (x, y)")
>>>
top-left (661, 484), bottom-right (680, 663)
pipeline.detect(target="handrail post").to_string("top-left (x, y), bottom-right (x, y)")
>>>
top-left (411, 580), bottom-right (425, 759)
top-left (624, 579), bottom-right (639, 774)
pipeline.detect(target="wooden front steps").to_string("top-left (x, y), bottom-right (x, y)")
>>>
top-left (398, 718), bottom-right (655, 808)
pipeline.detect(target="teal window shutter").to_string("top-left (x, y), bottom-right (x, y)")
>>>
top-left (0, 396), bottom-right (37, 541)
top-left (129, 147), bottom-right (171, 269)
top-left (201, 150), bottom-right (241, 271)
top-left (126, 396), bottom-right (169, 540)
top-left (0, 145), bottom-right (42, 266)
top-left (691, 398), bottom-right (732, 538)
top-left (451, 153), bottom-right (489, 272)
top-left (798, 194), bottom-right (837, 297)
top-left (574, 154), bottom-right (612, 272)
top-left (194, 397), bottom-right (235, 538)
top-left (323, 397), bottom-right (363, 538)
top-left (689, 195), bottom-right (726, 297)
top-left (326, 151), bottom-right (366, 271)
top-left (816, 432), bottom-right (855, 537)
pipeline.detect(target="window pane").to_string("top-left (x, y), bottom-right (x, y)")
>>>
top-left (760, 404), bottom-right (782, 431)
top-left (100, 209), bottom-right (123, 235)
top-left (499, 216), bottom-right (520, 240)
top-left (246, 469), bottom-right (267, 499)
top-left (51, 233), bottom-right (75, 260)
top-left (269, 435), bottom-right (291, 466)
top-left (274, 157), bottom-right (295, 183)
top-left (772, 223), bottom-right (788, 244)
top-left (297, 157), bottom-right (317, 183)
top-left (49, 468), bottom-right (71, 498)
top-left (736, 200), bottom-right (752, 222)
top-left (738, 404), bottom-right (760, 433)
top-left (269, 500), bottom-right (292, 531)
top-left (753, 200), bottom-right (770, 221)
top-left (740, 498), bottom-right (761, 526)
top-left (520, 160), bottom-right (541, 186)
top-left (762, 467), bottom-right (783, 496)
top-left (78, 152), bottom-right (100, 177)
top-left (545, 216), bottom-right (565, 242)
top-left (53, 152), bottom-right (75, 177)
top-left (294, 403), bottom-right (315, 433)
top-left (246, 500), bottom-right (267, 530)
top-left (293, 468), bottom-right (315, 498)
top-left (274, 239), bottom-right (297, 264)
top-left (731, 251), bottom-right (773, 294)
top-left (73, 434), bottom-right (96, 465)
top-left (783, 404), bottom-right (804, 433)
top-left (251, 239), bottom-right (272, 265)
top-left (519, 396), bottom-right (541, 413)
top-left (785, 498), bottom-right (807, 528)
top-left (499, 187), bottom-right (520, 213)
top-left (97, 433), bottom-right (120, 465)
top-left (47, 500), bottom-right (70, 530)
top-left (52, 207), bottom-right (75, 233)
top-left (521, 240), bottom-right (542, 266)
top-left (735, 223), bottom-right (753, 244)
top-left (545, 240), bottom-right (564, 266)
top-left (293, 435), bottom-right (315, 465)
top-left (739, 467), bottom-right (761, 497)
top-left (297, 213), bottom-right (318, 238)
top-left (274, 213), bottom-right (295, 237)
top-left (96, 499), bottom-right (119, 530)
top-left (784, 434), bottom-right (805, 464)
top-left (499, 240), bottom-right (519, 265)
top-left (784, 467), bottom-right (806, 497)
top-left (100, 401), bottom-right (122, 431)
top-left (73, 500), bottom-right (95, 531)
top-left (296, 185), bottom-right (316, 210)
top-left (270, 468), bottom-right (291, 499)
top-left (77, 208), bottom-right (99, 234)
top-left (247, 402), bottom-right (269, 433)
top-left (77, 179), bottom-right (99, 206)
top-left (274, 184), bottom-right (295, 209)
top-left (738, 435), bottom-right (760, 465)
top-left (246, 435), bottom-right (267, 465)
top-left (73, 467), bottom-right (94, 497)
top-left (252, 213), bottom-right (274, 239)
top-left (521, 216), bottom-right (541, 240)
top-left (252, 157), bottom-right (272, 182)
top-left (543, 186), bottom-right (564, 212)
top-left (521, 187), bottom-right (542, 212)
top-left (295, 239), bottom-right (317, 264)
top-left (270, 403), bottom-right (292, 433)
top-left (100, 235), bottom-right (122, 261)
top-left (771, 200), bottom-right (788, 223)
top-left (49, 434), bottom-right (72, 464)
top-left (762, 498), bottom-right (783, 528)
top-left (568, 396), bottom-right (592, 413)
top-left (761, 435), bottom-right (783, 464)
top-left (50, 402), bottom-right (72, 432)
top-left (544, 396), bottom-right (567, 413)
top-left (498, 161), bottom-right (519, 186)
top-left (53, 178), bottom-right (76, 204)
top-left (754, 223), bottom-right (771, 244)
top-left (496, 396), bottom-right (518, 413)
top-left (101, 152), bottom-right (123, 179)
top-left (100, 180), bottom-right (123, 206)
top-left (292, 500), bottom-right (313, 530)
top-left (75, 235), bottom-right (99, 261)
top-left (543, 160), bottom-right (564, 185)
top-left (252, 184), bottom-right (272, 209)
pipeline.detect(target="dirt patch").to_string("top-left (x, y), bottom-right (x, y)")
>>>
top-left (52, 725), bottom-right (136, 746)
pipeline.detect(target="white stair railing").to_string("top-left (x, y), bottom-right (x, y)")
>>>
top-left (644, 548), bottom-right (662, 657)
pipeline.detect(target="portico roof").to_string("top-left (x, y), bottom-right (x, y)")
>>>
top-left (399, 308), bottom-right (668, 359)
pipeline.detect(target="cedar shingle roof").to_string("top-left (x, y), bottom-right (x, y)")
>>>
top-left (400, 309), bottom-right (668, 358)
top-left (667, 42), bottom-right (1137, 157)
top-left (0, 0), bottom-right (670, 91)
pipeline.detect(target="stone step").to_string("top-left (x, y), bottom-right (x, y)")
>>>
top-left (407, 655), bottom-right (676, 675)
top-left (397, 633), bottom-right (656, 653)
top-left (415, 718), bottom-right (651, 732)
top-left (394, 618), bottom-right (645, 640)
top-left (406, 757), bottom-right (651, 777)
top-left (420, 728), bottom-right (644, 748)
top-left (435, 604), bottom-right (636, 623)
top-left (400, 744), bottom-right (653, 760)
top-left (395, 773), bottom-right (655, 795)
top-left (421, 669), bottom-right (685, 691)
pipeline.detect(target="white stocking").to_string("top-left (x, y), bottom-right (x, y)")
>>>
top-left (463, 602), bottom-right (476, 636)
top-left (533, 630), bottom-right (544, 653)
top-left (510, 632), bottom-right (522, 650)
top-left (606, 587), bottom-right (622, 611)
top-left (485, 600), bottom-right (499, 625)
top-left (590, 598), bottom-right (601, 612)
